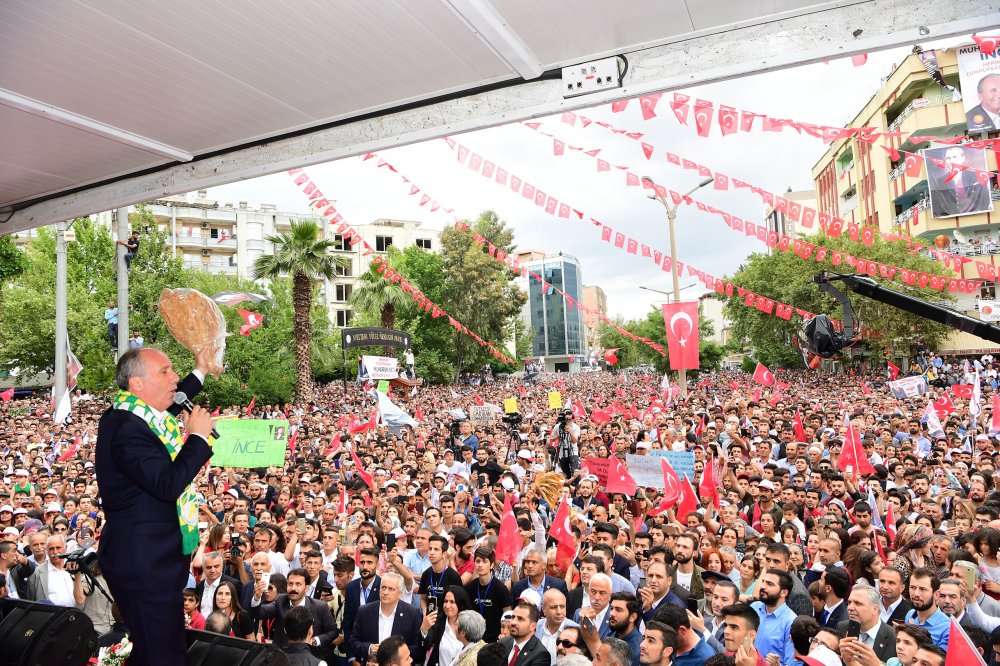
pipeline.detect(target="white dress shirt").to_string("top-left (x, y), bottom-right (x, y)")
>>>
top-left (46, 563), bottom-right (75, 607)
top-left (879, 596), bottom-right (903, 624)
top-left (379, 604), bottom-right (397, 644)
top-left (201, 578), bottom-right (220, 618)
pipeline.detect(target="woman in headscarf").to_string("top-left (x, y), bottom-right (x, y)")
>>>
top-left (890, 524), bottom-right (933, 582)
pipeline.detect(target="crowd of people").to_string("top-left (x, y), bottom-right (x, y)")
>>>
top-left (5, 357), bottom-right (1000, 666)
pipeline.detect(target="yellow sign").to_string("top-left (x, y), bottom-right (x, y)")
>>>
top-left (548, 391), bottom-right (563, 409)
top-left (504, 398), bottom-right (519, 413)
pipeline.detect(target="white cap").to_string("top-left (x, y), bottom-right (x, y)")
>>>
top-left (1, 527), bottom-right (18, 537)
top-left (758, 480), bottom-right (775, 491)
top-left (517, 449), bottom-right (533, 460)
top-left (516, 588), bottom-right (542, 609)
top-left (225, 489), bottom-right (239, 499)
top-left (0, 505), bottom-right (12, 513)
top-left (13, 469), bottom-right (28, 476)
top-left (636, 442), bottom-right (651, 450)
top-left (12, 508), bottom-right (27, 516)
top-left (44, 503), bottom-right (62, 513)
top-left (501, 478), bottom-right (516, 491)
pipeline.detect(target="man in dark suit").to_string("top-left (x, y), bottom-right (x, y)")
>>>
top-left (342, 548), bottom-right (380, 652)
top-left (966, 73), bottom-right (1000, 133)
top-left (348, 571), bottom-right (422, 664)
top-left (571, 573), bottom-right (613, 640)
top-left (877, 568), bottom-right (912, 625)
top-left (511, 547), bottom-right (568, 601)
top-left (96, 348), bottom-right (216, 666)
top-left (837, 583), bottom-right (896, 664)
top-left (501, 600), bottom-right (552, 666)
top-left (930, 146), bottom-right (993, 217)
top-left (817, 567), bottom-right (850, 628)
top-left (249, 567), bottom-right (337, 658)
top-left (194, 551), bottom-right (240, 618)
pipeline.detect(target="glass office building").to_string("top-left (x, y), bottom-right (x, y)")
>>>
top-left (522, 252), bottom-right (585, 372)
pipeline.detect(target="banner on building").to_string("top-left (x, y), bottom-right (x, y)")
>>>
top-left (979, 299), bottom-right (1000, 321)
top-left (888, 375), bottom-right (930, 399)
top-left (360, 355), bottom-right (400, 380)
top-left (923, 145), bottom-right (993, 218)
top-left (341, 327), bottom-right (411, 350)
top-left (957, 44), bottom-right (1000, 133)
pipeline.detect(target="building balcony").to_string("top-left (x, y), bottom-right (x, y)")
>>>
top-left (173, 234), bottom-right (207, 248)
top-left (183, 260), bottom-right (207, 270)
top-left (896, 100), bottom-right (966, 151)
top-left (210, 237), bottom-right (238, 251)
top-left (837, 171), bottom-right (854, 196)
top-left (840, 194), bottom-right (859, 214)
top-left (245, 239), bottom-right (267, 251)
top-left (205, 263), bottom-right (237, 275)
top-left (172, 207), bottom-right (237, 225)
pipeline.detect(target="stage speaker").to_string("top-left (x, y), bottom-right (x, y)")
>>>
top-left (0, 599), bottom-right (96, 666)
top-left (186, 629), bottom-right (291, 666)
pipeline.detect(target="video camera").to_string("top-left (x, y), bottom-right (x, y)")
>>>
top-left (555, 409), bottom-right (572, 426)
top-left (501, 412), bottom-right (523, 427)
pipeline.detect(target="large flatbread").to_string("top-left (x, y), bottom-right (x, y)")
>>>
top-left (158, 288), bottom-right (226, 378)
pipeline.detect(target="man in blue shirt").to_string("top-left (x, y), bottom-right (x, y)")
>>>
top-left (905, 567), bottom-right (949, 650)
top-left (750, 569), bottom-right (796, 665)
top-left (607, 592), bottom-right (643, 666)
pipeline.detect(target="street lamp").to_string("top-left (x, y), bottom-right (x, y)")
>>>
top-left (639, 284), bottom-right (697, 302)
top-left (641, 175), bottom-right (714, 396)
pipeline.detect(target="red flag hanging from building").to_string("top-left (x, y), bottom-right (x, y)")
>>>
top-left (661, 301), bottom-right (700, 370)
top-left (838, 413), bottom-right (876, 477)
top-left (752, 363), bottom-right (775, 386)
top-left (606, 455), bottom-right (638, 496)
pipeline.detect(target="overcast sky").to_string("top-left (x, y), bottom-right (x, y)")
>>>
top-left (209, 38), bottom-right (966, 321)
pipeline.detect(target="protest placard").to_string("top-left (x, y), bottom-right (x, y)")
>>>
top-left (503, 398), bottom-right (519, 414)
top-left (548, 392), bottom-right (563, 409)
top-left (469, 405), bottom-right (494, 425)
top-left (211, 419), bottom-right (288, 467)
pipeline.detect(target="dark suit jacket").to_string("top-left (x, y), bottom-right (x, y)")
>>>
top-left (501, 635), bottom-right (552, 666)
top-left (342, 575), bottom-right (380, 652)
top-left (571, 607), bottom-right (612, 639)
top-left (967, 103), bottom-right (999, 132)
top-left (96, 372), bottom-right (212, 600)
top-left (511, 576), bottom-right (568, 601)
top-left (249, 594), bottom-right (337, 654)
top-left (347, 600), bottom-right (423, 663)
top-left (195, 574), bottom-right (240, 610)
top-left (8, 560), bottom-right (34, 600)
top-left (883, 598), bottom-right (912, 625)
top-left (837, 620), bottom-right (896, 662)
top-left (567, 586), bottom-right (584, 619)
top-left (819, 601), bottom-right (848, 628)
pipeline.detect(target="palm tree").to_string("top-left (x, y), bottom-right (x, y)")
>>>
top-left (349, 246), bottom-right (409, 354)
top-left (253, 220), bottom-right (347, 403)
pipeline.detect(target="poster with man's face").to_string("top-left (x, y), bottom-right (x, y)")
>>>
top-left (923, 145), bottom-right (993, 219)
top-left (957, 44), bottom-right (1000, 133)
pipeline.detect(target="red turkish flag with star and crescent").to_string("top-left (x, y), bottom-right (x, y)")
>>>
top-left (838, 413), bottom-right (876, 477)
top-left (661, 301), bottom-right (700, 371)
top-left (946, 617), bottom-right (989, 666)
top-left (933, 393), bottom-right (955, 418)
top-left (752, 363), bottom-right (775, 386)
top-left (676, 475), bottom-right (699, 523)
top-left (549, 498), bottom-right (578, 569)
top-left (952, 384), bottom-right (975, 399)
top-left (495, 493), bottom-right (522, 566)
top-left (0, 387), bottom-right (13, 403)
top-left (606, 455), bottom-right (638, 496)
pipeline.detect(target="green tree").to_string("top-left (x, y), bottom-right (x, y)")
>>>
top-left (439, 211), bottom-right (526, 379)
top-left (722, 233), bottom-right (953, 368)
top-left (0, 236), bottom-right (26, 283)
top-left (349, 246), bottom-right (410, 354)
top-left (252, 220), bottom-right (348, 403)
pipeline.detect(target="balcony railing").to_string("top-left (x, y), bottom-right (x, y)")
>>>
top-left (888, 93), bottom-right (948, 132)
top-left (894, 199), bottom-right (931, 226)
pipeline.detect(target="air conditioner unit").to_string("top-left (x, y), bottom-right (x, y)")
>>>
top-left (201, 222), bottom-right (210, 229)
top-left (202, 249), bottom-right (211, 257)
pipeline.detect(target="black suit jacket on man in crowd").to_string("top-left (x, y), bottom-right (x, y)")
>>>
top-left (249, 593), bottom-right (338, 657)
top-left (883, 598), bottom-right (912, 626)
top-left (511, 575), bottom-right (568, 600)
top-left (347, 599), bottom-right (423, 663)
top-left (500, 635), bottom-right (552, 666)
top-left (195, 573), bottom-right (240, 611)
top-left (837, 619), bottom-right (897, 663)
top-left (342, 575), bottom-right (380, 654)
top-left (96, 372), bottom-right (212, 666)
top-left (819, 601), bottom-right (849, 628)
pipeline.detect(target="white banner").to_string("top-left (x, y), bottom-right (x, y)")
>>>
top-left (361, 355), bottom-right (400, 380)
top-left (979, 299), bottom-right (1000, 322)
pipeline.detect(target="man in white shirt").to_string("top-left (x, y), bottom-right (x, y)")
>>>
top-left (27, 535), bottom-right (75, 607)
top-left (536, 589), bottom-right (579, 661)
top-left (198, 552), bottom-right (228, 618)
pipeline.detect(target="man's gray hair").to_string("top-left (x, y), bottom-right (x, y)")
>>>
top-left (456, 609), bottom-right (486, 643)
top-left (601, 637), bottom-right (632, 666)
top-left (556, 656), bottom-right (592, 666)
top-left (204, 611), bottom-right (232, 635)
top-left (526, 545), bottom-right (548, 563)
top-left (380, 571), bottom-right (404, 591)
top-left (589, 573), bottom-right (612, 592)
top-left (203, 551), bottom-right (223, 564)
top-left (115, 348), bottom-right (148, 390)
top-left (851, 582), bottom-right (881, 606)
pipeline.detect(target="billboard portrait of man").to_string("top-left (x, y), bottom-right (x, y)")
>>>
top-left (957, 44), bottom-right (1000, 133)
top-left (924, 145), bottom-right (993, 218)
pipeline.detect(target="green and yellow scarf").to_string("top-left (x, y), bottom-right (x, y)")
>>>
top-left (113, 391), bottom-right (200, 554)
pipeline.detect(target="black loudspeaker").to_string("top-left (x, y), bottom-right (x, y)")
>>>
top-left (0, 599), bottom-right (96, 666)
top-left (186, 629), bottom-right (291, 666)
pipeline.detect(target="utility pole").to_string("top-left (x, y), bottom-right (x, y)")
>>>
top-left (117, 207), bottom-right (130, 357)
top-left (54, 220), bottom-right (68, 410)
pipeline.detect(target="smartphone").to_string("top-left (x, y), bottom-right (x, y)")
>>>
top-left (845, 619), bottom-right (861, 639)
top-left (260, 571), bottom-right (271, 587)
top-left (955, 561), bottom-right (978, 593)
top-left (386, 534), bottom-right (397, 552)
top-left (686, 597), bottom-right (700, 614)
top-left (296, 518), bottom-right (307, 533)
top-left (470, 506), bottom-right (486, 515)
top-left (427, 596), bottom-right (438, 615)
top-left (581, 614), bottom-right (595, 631)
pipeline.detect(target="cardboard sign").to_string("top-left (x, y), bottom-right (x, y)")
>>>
top-left (582, 452), bottom-right (695, 490)
top-left (377, 380), bottom-right (390, 394)
top-left (648, 451), bottom-right (696, 483)
top-left (469, 405), bottom-right (494, 425)
top-left (211, 419), bottom-right (289, 467)
top-left (548, 391), bottom-right (563, 409)
top-left (504, 398), bottom-right (519, 414)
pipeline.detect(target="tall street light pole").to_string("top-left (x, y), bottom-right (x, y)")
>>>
top-left (641, 176), bottom-right (713, 396)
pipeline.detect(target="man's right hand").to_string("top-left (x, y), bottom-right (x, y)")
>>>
top-left (253, 577), bottom-right (267, 600)
top-left (638, 586), bottom-right (654, 611)
top-left (183, 406), bottom-right (215, 442)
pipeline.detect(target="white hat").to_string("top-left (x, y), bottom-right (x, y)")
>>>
top-left (517, 449), bottom-right (533, 460)
top-left (976, 434), bottom-right (990, 442)
top-left (636, 442), bottom-right (651, 450)
top-left (758, 480), bottom-right (775, 491)
top-left (0, 505), bottom-right (12, 513)
top-left (501, 478), bottom-right (516, 491)
top-left (42, 488), bottom-right (57, 496)
top-left (225, 489), bottom-right (239, 499)
top-left (1, 527), bottom-right (18, 537)
top-left (13, 469), bottom-right (28, 476)
top-left (516, 588), bottom-right (542, 609)
top-left (301, 474), bottom-right (312, 482)
top-left (12, 508), bottom-right (27, 516)
top-left (44, 503), bottom-right (62, 513)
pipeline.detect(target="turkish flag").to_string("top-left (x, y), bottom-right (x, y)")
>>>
top-left (350, 447), bottom-right (376, 490)
top-left (415, 404), bottom-right (424, 421)
top-left (885, 501), bottom-right (897, 544)
top-left (473, 392), bottom-right (485, 406)
top-left (887, 360), bottom-right (900, 380)
top-left (659, 457), bottom-right (683, 507)
top-left (606, 455), bottom-right (638, 496)
top-left (237, 309), bottom-right (264, 336)
top-left (676, 475), bottom-right (699, 523)
top-left (793, 412), bottom-right (807, 442)
top-left (933, 393), bottom-right (955, 418)
top-left (604, 349), bottom-right (620, 366)
top-left (991, 394), bottom-right (1000, 436)
top-left (699, 456), bottom-right (721, 509)
top-left (752, 363), bottom-right (775, 386)
top-left (572, 400), bottom-right (587, 420)
top-left (58, 436), bottom-right (81, 463)
top-left (946, 617), bottom-right (989, 666)
top-left (661, 301), bottom-right (700, 370)
top-left (247, 396), bottom-right (256, 413)
top-left (972, 34), bottom-right (1000, 55)
top-left (694, 100), bottom-right (714, 137)
top-left (952, 384), bottom-right (975, 399)
top-left (861, 381), bottom-right (872, 395)
top-left (838, 413), bottom-right (876, 477)
top-left (0, 387), bottom-right (13, 403)
top-left (495, 494), bottom-right (522, 566)
top-left (549, 499), bottom-right (578, 568)
top-left (211, 406), bottom-right (221, 417)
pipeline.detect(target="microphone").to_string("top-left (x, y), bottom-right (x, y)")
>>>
top-left (173, 392), bottom-right (220, 440)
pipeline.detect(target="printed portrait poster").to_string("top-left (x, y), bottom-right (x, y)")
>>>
top-left (922, 145), bottom-right (993, 218)
top-left (957, 44), bottom-right (1000, 133)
